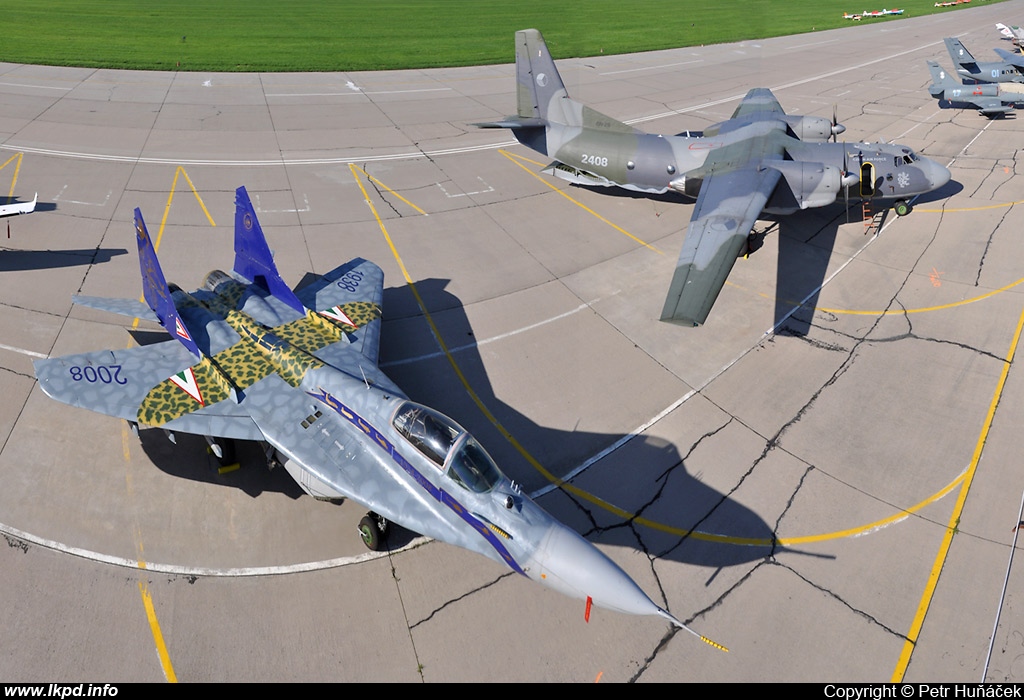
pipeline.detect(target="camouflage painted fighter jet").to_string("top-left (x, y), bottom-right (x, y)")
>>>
top-left (478, 29), bottom-right (951, 325)
top-left (32, 186), bottom-right (726, 649)
top-left (944, 37), bottom-right (1024, 83)
top-left (927, 60), bottom-right (1018, 116)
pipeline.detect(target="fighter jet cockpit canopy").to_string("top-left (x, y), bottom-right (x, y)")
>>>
top-left (392, 402), bottom-right (505, 493)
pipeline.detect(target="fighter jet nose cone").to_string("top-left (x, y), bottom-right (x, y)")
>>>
top-left (526, 523), bottom-right (664, 618)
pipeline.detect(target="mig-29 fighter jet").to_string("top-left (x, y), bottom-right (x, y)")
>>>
top-left (32, 186), bottom-right (726, 650)
top-left (927, 60), bottom-right (1018, 116)
top-left (478, 29), bottom-right (951, 326)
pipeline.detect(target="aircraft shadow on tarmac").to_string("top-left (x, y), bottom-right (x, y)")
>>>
top-left (773, 177), bottom-right (963, 335)
top-left (128, 274), bottom-right (836, 574)
top-left (569, 177), bottom-right (963, 337)
top-left (0, 247), bottom-right (127, 272)
top-left (379, 278), bottom-right (826, 573)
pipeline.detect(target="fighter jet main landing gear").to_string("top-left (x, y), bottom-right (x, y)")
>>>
top-left (358, 512), bottom-right (389, 551)
top-left (204, 435), bottom-right (237, 468)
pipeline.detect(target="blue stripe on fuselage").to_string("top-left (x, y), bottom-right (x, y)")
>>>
top-left (307, 388), bottom-right (525, 575)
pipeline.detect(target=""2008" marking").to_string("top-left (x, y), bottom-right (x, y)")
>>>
top-left (69, 364), bottom-right (128, 384)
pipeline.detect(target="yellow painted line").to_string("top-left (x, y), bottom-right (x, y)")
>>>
top-left (0, 152), bottom-right (20, 171)
top-left (124, 168), bottom-right (212, 682)
top-left (138, 581), bottom-right (178, 682)
top-left (177, 166), bottom-right (216, 227)
top-left (133, 166), bottom-right (216, 330)
top-left (731, 275), bottom-right (1024, 317)
top-left (217, 462), bottom-right (241, 475)
top-left (3, 152), bottom-right (23, 201)
top-left (915, 199), bottom-right (1024, 213)
top-left (498, 149), bottom-right (663, 254)
top-left (351, 165), bottom-right (428, 216)
top-left (350, 164), bottom-right (968, 547)
top-left (816, 275), bottom-right (1024, 316)
top-left (891, 303), bottom-right (1024, 681)
top-left (156, 166), bottom-right (216, 250)
top-left (0, 151), bottom-right (25, 201)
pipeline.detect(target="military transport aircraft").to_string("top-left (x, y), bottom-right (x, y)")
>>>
top-left (477, 29), bottom-right (951, 326)
top-left (927, 60), bottom-right (1018, 116)
top-left (32, 186), bottom-right (726, 650)
top-left (944, 37), bottom-right (1024, 83)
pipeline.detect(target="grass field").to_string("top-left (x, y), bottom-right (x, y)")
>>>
top-left (0, 0), bottom-right (1004, 72)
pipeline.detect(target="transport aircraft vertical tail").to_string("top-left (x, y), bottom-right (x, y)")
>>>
top-left (515, 29), bottom-right (573, 123)
top-left (134, 209), bottom-right (202, 358)
top-left (514, 29), bottom-right (633, 134)
top-left (945, 37), bottom-right (978, 70)
top-left (232, 185), bottom-right (305, 314)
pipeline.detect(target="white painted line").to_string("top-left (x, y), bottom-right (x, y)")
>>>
top-left (0, 81), bottom-right (72, 91)
top-left (265, 87), bottom-right (450, 97)
top-left (0, 38), bottom-right (947, 167)
top-left (626, 37), bottom-right (948, 126)
top-left (0, 518), bottom-right (430, 576)
top-left (2, 140), bottom-right (514, 167)
top-left (253, 192), bottom-right (310, 213)
top-left (381, 302), bottom-right (595, 368)
top-left (435, 177), bottom-right (494, 198)
top-left (600, 59), bottom-right (703, 76)
top-left (0, 342), bottom-right (47, 359)
top-left (53, 184), bottom-right (112, 207)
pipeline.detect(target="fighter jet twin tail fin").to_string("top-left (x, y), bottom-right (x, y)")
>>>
top-left (133, 186), bottom-right (307, 360)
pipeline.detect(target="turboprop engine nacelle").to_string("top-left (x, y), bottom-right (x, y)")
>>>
top-left (772, 161), bottom-right (856, 210)
top-left (782, 114), bottom-right (845, 142)
top-left (668, 175), bottom-right (703, 198)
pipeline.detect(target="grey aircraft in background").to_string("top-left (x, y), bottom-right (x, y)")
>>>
top-left (32, 186), bottom-right (727, 651)
top-left (927, 60), bottom-right (1018, 116)
top-left (944, 36), bottom-right (1024, 83)
top-left (478, 29), bottom-right (951, 326)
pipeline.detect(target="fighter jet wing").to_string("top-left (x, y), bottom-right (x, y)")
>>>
top-left (33, 340), bottom-right (264, 440)
top-left (660, 166), bottom-right (782, 326)
top-left (296, 258), bottom-right (385, 365)
top-left (71, 295), bottom-right (159, 323)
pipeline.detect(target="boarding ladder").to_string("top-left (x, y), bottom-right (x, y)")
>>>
top-left (862, 200), bottom-right (884, 236)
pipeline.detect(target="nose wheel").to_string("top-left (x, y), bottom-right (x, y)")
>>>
top-left (358, 512), bottom-right (390, 551)
top-left (894, 199), bottom-right (911, 217)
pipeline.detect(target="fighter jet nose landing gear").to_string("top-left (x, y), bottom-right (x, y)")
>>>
top-left (358, 512), bottom-right (390, 551)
